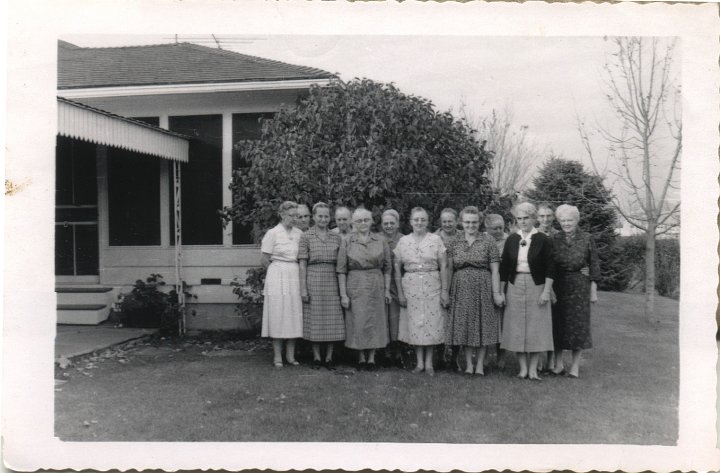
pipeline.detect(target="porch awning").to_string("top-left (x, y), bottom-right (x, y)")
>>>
top-left (57, 97), bottom-right (189, 162)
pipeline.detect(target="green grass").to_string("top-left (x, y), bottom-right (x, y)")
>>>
top-left (55, 291), bottom-right (678, 443)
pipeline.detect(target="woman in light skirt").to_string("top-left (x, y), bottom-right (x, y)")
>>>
top-left (499, 202), bottom-right (556, 380)
top-left (261, 201), bottom-right (304, 368)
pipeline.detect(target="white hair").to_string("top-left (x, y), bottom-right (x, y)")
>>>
top-left (352, 207), bottom-right (373, 222)
top-left (512, 202), bottom-right (537, 218)
top-left (555, 204), bottom-right (580, 221)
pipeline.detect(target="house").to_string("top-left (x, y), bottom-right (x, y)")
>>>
top-left (56, 40), bottom-right (335, 329)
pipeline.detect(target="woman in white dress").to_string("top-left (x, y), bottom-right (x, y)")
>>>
top-left (261, 201), bottom-right (304, 368)
top-left (394, 207), bottom-right (450, 375)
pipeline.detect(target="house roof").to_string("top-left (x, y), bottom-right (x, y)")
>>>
top-left (58, 41), bottom-right (336, 90)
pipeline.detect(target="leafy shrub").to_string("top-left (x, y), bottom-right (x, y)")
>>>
top-left (117, 274), bottom-right (196, 336)
top-left (230, 267), bottom-right (266, 331)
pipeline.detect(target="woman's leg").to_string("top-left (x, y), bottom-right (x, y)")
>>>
top-left (272, 339), bottom-right (283, 366)
top-left (367, 348), bottom-right (377, 364)
top-left (412, 346), bottom-right (425, 373)
top-left (464, 346), bottom-right (474, 374)
top-left (475, 346), bottom-right (487, 375)
top-left (285, 339), bottom-right (297, 364)
top-left (325, 343), bottom-right (334, 362)
top-left (569, 349), bottom-right (582, 377)
top-left (312, 343), bottom-right (322, 362)
top-left (425, 346), bottom-right (435, 375)
top-left (547, 351), bottom-right (556, 371)
top-left (552, 350), bottom-right (565, 374)
top-left (528, 352), bottom-right (541, 380)
top-left (516, 352), bottom-right (528, 378)
top-left (358, 349), bottom-right (367, 364)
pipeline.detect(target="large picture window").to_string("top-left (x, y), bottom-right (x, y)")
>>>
top-left (107, 148), bottom-right (161, 246)
top-left (232, 113), bottom-right (274, 245)
top-left (169, 115), bottom-right (223, 245)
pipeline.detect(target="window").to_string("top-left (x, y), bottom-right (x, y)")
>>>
top-left (107, 148), bottom-right (161, 246)
top-left (232, 113), bottom-right (274, 244)
top-left (169, 115), bottom-right (223, 245)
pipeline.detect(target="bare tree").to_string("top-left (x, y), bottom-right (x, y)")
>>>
top-left (460, 103), bottom-right (545, 194)
top-left (578, 37), bottom-right (681, 319)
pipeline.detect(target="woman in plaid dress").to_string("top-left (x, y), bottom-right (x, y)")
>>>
top-left (298, 203), bottom-right (345, 369)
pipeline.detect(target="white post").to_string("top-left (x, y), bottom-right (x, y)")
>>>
top-left (174, 160), bottom-right (185, 335)
top-left (222, 112), bottom-right (233, 247)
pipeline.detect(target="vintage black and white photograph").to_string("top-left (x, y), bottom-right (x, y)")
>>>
top-left (52, 33), bottom-right (681, 444)
top-left (4, 1), bottom-right (719, 471)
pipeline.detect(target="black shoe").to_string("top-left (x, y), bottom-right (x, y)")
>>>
top-left (357, 361), bottom-right (367, 371)
top-left (323, 360), bottom-right (336, 371)
top-left (311, 359), bottom-right (323, 370)
top-left (366, 361), bottom-right (377, 371)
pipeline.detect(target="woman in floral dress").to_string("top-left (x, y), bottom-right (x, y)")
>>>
top-left (298, 202), bottom-right (345, 369)
top-left (446, 206), bottom-right (504, 375)
top-left (394, 207), bottom-right (449, 376)
top-left (550, 204), bottom-right (600, 378)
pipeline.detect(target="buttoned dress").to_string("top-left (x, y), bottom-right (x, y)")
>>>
top-left (260, 224), bottom-right (303, 339)
top-left (298, 227), bottom-right (345, 342)
top-left (551, 231), bottom-right (600, 350)
top-left (394, 233), bottom-right (447, 346)
top-left (336, 233), bottom-right (392, 350)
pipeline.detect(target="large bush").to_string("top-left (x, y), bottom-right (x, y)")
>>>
top-left (222, 79), bottom-right (494, 235)
top-left (525, 158), bottom-right (626, 291)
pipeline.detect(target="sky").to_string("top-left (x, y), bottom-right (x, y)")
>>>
top-left (63, 34), bottom-right (680, 232)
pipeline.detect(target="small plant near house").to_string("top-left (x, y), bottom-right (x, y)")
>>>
top-left (117, 274), bottom-right (197, 336)
top-left (230, 267), bottom-right (266, 332)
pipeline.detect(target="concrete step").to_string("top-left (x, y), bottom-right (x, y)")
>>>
top-left (56, 287), bottom-right (114, 305)
top-left (57, 304), bottom-right (110, 325)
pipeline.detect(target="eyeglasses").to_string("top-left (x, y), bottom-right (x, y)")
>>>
top-left (353, 218), bottom-right (372, 223)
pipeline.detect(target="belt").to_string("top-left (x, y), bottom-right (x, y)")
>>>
top-left (404, 268), bottom-right (438, 273)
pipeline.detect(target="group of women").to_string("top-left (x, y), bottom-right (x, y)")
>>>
top-left (260, 200), bottom-right (600, 379)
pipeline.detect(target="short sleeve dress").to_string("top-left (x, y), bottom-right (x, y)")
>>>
top-left (445, 234), bottom-right (501, 347)
top-left (336, 233), bottom-right (392, 350)
top-left (298, 227), bottom-right (345, 342)
top-left (260, 224), bottom-right (304, 339)
top-left (551, 230), bottom-right (601, 350)
top-left (394, 233), bottom-right (447, 346)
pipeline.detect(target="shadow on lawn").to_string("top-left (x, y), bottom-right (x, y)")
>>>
top-left (55, 291), bottom-right (678, 444)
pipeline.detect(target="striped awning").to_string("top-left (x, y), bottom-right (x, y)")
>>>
top-left (57, 97), bottom-right (189, 162)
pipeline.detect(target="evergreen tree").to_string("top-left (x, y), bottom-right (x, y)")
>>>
top-left (526, 158), bottom-right (628, 290)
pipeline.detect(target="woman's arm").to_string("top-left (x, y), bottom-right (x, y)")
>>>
top-left (393, 259), bottom-right (406, 307)
top-left (439, 251), bottom-right (449, 308)
top-left (338, 273), bottom-right (350, 309)
top-left (539, 277), bottom-right (554, 305)
top-left (491, 261), bottom-right (504, 306)
top-left (260, 253), bottom-right (271, 269)
top-left (299, 260), bottom-right (309, 302)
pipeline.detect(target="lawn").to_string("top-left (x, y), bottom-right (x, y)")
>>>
top-left (55, 291), bottom-right (678, 443)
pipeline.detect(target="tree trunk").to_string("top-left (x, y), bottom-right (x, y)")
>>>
top-left (645, 221), bottom-right (657, 320)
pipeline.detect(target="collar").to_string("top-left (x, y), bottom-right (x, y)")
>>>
top-left (516, 227), bottom-right (539, 239)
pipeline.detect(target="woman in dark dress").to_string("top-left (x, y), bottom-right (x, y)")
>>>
top-left (550, 204), bottom-right (600, 378)
top-left (381, 209), bottom-right (405, 367)
top-left (445, 206), bottom-right (504, 375)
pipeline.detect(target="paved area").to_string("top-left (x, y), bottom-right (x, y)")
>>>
top-left (55, 325), bottom-right (156, 361)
